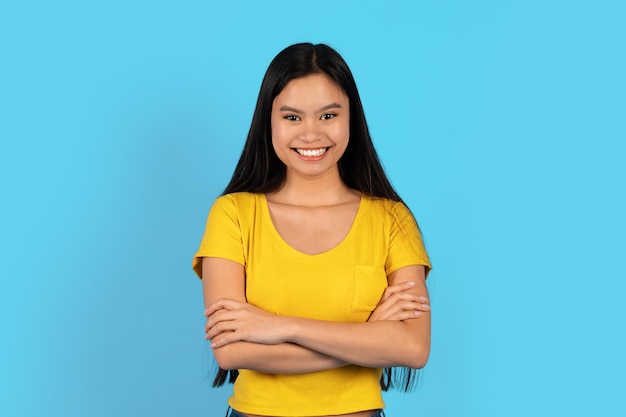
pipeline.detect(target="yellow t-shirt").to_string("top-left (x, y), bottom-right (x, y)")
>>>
top-left (193, 192), bottom-right (430, 416)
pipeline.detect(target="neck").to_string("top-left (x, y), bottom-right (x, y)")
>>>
top-left (271, 169), bottom-right (356, 206)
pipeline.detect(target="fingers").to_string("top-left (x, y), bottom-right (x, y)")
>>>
top-left (384, 310), bottom-right (426, 321)
top-left (205, 308), bottom-right (245, 345)
top-left (370, 288), bottom-right (431, 322)
top-left (378, 281), bottom-right (413, 303)
top-left (379, 281), bottom-right (426, 303)
top-left (384, 298), bottom-right (430, 313)
top-left (205, 309), bottom-right (238, 334)
top-left (203, 300), bottom-right (264, 346)
top-left (205, 298), bottom-right (244, 317)
top-left (206, 317), bottom-right (239, 341)
top-left (379, 291), bottom-right (430, 311)
top-left (203, 301), bottom-right (285, 347)
top-left (209, 330), bottom-right (239, 349)
top-left (380, 299), bottom-right (429, 320)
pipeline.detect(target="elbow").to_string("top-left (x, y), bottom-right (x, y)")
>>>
top-left (212, 344), bottom-right (240, 370)
top-left (403, 339), bottom-right (430, 369)
top-left (406, 350), bottom-right (429, 369)
top-left (396, 319), bottom-right (430, 369)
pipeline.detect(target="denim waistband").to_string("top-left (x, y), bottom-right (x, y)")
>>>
top-left (226, 407), bottom-right (385, 417)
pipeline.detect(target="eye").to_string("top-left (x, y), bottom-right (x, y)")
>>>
top-left (320, 113), bottom-right (336, 120)
top-left (284, 115), bottom-right (301, 121)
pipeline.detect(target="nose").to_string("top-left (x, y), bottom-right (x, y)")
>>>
top-left (298, 119), bottom-right (323, 143)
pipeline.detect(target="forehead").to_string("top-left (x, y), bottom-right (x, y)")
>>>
top-left (273, 74), bottom-right (348, 107)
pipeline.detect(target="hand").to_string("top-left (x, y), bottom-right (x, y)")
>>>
top-left (368, 281), bottom-right (430, 322)
top-left (205, 298), bottom-right (286, 349)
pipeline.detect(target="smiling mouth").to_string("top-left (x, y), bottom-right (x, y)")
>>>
top-left (293, 147), bottom-right (330, 157)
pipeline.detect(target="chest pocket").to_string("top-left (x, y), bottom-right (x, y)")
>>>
top-left (351, 265), bottom-right (388, 313)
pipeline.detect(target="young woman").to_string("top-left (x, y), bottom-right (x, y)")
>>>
top-left (193, 43), bottom-right (432, 417)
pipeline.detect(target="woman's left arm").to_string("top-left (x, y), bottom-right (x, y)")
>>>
top-left (206, 264), bottom-right (430, 369)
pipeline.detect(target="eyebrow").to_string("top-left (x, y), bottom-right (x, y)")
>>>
top-left (278, 102), bottom-right (343, 113)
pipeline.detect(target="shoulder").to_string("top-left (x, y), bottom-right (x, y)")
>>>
top-left (362, 195), bottom-right (413, 221)
top-left (212, 192), bottom-right (259, 211)
top-left (214, 191), bottom-right (257, 204)
top-left (208, 192), bottom-right (263, 229)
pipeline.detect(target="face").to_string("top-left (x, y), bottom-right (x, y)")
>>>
top-left (271, 73), bottom-right (350, 181)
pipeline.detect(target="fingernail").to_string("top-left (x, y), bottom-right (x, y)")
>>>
top-left (419, 296), bottom-right (429, 302)
top-left (210, 342), bottom-right (216, 348)
top-left (406, 281), bottom-right (416, 286)
top-left (414, 311), bottom-right (423, 317)
top-left (422, 304), bottom-right (431, 310)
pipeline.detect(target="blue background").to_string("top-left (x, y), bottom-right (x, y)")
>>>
top-left (1, 1), bottom-right (624, 416)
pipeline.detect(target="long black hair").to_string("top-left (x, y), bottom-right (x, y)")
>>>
top-left (214, 42), bottom-right (418, 392)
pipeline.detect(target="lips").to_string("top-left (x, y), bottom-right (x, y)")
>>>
top-left (293, 147), bottom-right (329, 157)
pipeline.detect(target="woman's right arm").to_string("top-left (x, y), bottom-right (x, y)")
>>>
top-left (202, 257), bottom-right (347, 373)
top-left (203, 257), bottom-right (429, 372)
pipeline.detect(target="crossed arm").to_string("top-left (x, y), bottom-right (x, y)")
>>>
top-left (202, 257), bottom-right (431, 373)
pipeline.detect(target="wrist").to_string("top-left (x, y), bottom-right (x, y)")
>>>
top-left (280, 316), bottom-right (300, 344)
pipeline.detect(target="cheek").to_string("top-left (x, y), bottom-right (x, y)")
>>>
top-left (270, 113), bottom-right (286, 138)
top-left (271, 124), bottom-right (288, 149)
top-left (333, 122), bottom-right (350, 146)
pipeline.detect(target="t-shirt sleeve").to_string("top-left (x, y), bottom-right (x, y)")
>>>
top-left (385, 202), bottom-right (432, 277)
top-left (192, 195), bottom-right (246, 279)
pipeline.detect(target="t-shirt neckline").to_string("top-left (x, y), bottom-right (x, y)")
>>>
top-left (260, 193), bottom-right (365, 259)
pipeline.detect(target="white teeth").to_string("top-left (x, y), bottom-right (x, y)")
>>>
top-left (296, 148), bottom-right (327, 157)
